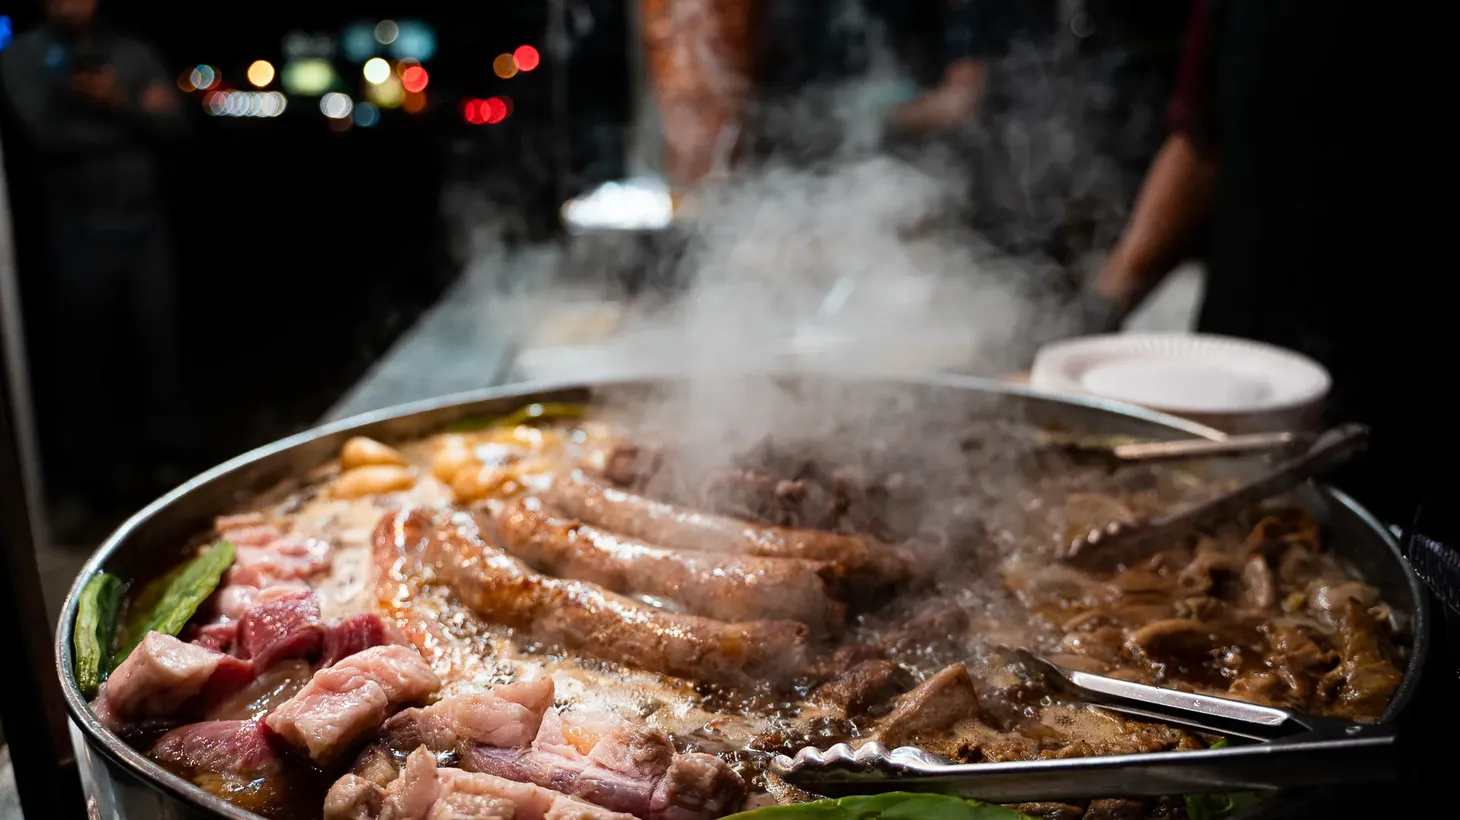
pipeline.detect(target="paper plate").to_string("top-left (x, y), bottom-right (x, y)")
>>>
top-left (1031, 333), bottom-right (1331, 417)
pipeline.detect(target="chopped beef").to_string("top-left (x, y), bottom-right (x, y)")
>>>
top-left (378, 509), bottom-right (809, 689)
top-left (494, 497), bottom-right (845, 629)
top-left (237, 589), bottom-right (326, 670)
top-left (97, 632), bottom-right (253, 731)
top-left (327, 747), bottom-right (640, 820)
top-left (265, 645), bottom-right (441, 762)
top-left (810, 660), bottom-right (913, 717)
top-left (875, 663), bottom-right (980, 748)
top-left (324, 613), bottom-right (410, 667)
top-left (150, 719), bottom-right (281, 780)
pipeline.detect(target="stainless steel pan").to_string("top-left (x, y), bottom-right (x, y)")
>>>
top-left (53, 374), bottom-right (1433, 819)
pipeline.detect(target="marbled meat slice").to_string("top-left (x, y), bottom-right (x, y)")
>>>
top-left (237, 588), bottom-right (326, 670)
top-left (494, 497), bottom-right (845, 629)
top-left (377, 509), bottom-right (808, 689)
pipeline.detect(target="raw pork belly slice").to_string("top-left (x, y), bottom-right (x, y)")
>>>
top-left (237, 588), bottom-right (326, 670)
top-left (97, 632), bottom-right (252, 731)
top-left (325, 747), bottom-right (637, 820)
top-left (265, 645), bottom-right (441, 762)
top-left (150, 719), bottom-right (281, 779)
top-left (383, 678), bottom-right (555, 752)
top-left (381, 680), bottom-right (746, 820)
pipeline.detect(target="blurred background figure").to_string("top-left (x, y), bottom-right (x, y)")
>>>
top-left (1089, 0), bottom-right (1423, 522)
top-left (887, 0), bottom-right (1186, 289)
top-left (1, 0), bottom-right (189, 521)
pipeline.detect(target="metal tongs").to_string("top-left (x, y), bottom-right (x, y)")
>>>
top-left (769, 652), bottom-right (1397, 801)
top-left (1063, 424), bottom-right (1370, 568)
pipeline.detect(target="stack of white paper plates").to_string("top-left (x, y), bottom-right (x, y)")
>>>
top-left (1031, 333), bottom-right (1331, 430)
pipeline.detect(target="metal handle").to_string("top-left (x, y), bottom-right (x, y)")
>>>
top-left (1065, 424), bottom-right (1370, 567)
top-left (1110, 431), bottom-right (1302, 462)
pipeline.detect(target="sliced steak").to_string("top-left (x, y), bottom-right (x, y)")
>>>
top-left (494, 497), bottom-right (844, 629)
top-left (265, 645), bottom-right (441, 762)
top-left (547, 470), bottom-right (906, 585)
top-left (377, 509), bottom-right (808, 689)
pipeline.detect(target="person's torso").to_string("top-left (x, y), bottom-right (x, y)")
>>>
top-left (1198, 0), bottom-right (1409, 360)
top-left (7, 28), bottom-right (164, 217)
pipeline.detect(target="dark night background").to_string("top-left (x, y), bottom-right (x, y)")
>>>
top-left (0, 1), bottom-right (625, 513)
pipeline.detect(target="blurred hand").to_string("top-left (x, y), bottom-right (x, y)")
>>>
top-left (70, 67), bottom-right (127, 109)
top-left (1074, 287), bottom-right (1126, 336)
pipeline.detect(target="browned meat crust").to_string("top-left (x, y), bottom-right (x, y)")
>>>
top-left (375, 509), bottom-right (810, 689)
top-left (547, 470), bottom-right (907, 585)
top-left (493, 497), bottom-right (846, 630)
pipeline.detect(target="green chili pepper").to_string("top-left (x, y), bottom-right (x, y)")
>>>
top-left (110, 540), bottom-right (236, 671)
top-left (73, 572), bottom-right (126, 698)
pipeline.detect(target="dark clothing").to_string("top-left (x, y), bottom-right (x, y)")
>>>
top-left (942, 0), bottom-right (1187, 270)
top-left (2, 25), bottom-right (188, 497)
top-left (1168, 0), bottom-right (1428, 523)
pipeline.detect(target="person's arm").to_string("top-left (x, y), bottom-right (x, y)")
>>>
top-left (888, 0), bottom-right (1003, 134)
top-left (0, 42), bottom-right (123, 155)
top-left (888, 58), bottom-right (984, 134)
top-left (1085, 0), bottom-right (1216, 324)
top-left (1094, 133), bottom-right (1216, 310)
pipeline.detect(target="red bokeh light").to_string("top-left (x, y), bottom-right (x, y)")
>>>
top-left (401, 65), bottom-right (429, 93)
top-left (461, 98), bottom-right (487, 125)
top-left (513, 45), bottom-right (540, 72)
top-left (484, 97), bottom-right (508, 124)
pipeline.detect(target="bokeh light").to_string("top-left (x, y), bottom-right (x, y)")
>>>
top-left (247, 60), bottom-right (275, 88)
top-left (189, 65), bottom-right (218, 90)
top-left (400, 65), bottom-right (429, 93)
top-left (355, 102), bottom-right (381, 127)
top-left (403, 92), bottom-right (426, 114)
top-left (513, 45), bottom-right (540, 72)
top-left (363, 57), bottom-right (391, 84)
top-left (177, 71), bottom-right (196, 92)
top-left (366, 75), bottom-right (405, 108)
top-left (374, 20), bottom-right (399, 45)
top-left (392, 21), bottom-right (437, 61)
top-left (461, 99), bottom-right (485, 125)
top-left (281, 59), bottom-right (335, 95)
top-left (320, 92), bottom-right (353, 119)
top-left (493, 54), bottom-right (517, 79)
top-left (342, 23), bottom-right (376, 62)
top-left (204, 90), bottom-right (286, 118)
top-left (484, 97), bottom-right (507, 124)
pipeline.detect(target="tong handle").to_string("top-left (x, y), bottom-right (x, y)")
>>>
top-left (1110, 431), bottom-right (1302, 461)
top-left (1065, 424), bottom-right (1369, 567)
top-left (1056, 668), bottom-right (1349, 741)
